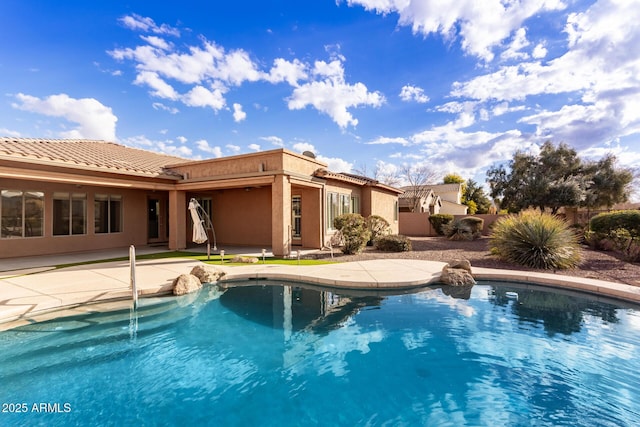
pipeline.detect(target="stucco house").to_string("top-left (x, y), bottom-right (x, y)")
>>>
top-left (399, 183), bottom-right (468, 215)
top-left (0, 138), bottom-right (402, 259)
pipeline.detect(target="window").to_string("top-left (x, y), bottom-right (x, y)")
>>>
top-left (340, 194), bottom-right (351, 215)
top-left (351, 196), bottom-right (360, 214)
top-left (95, 194), bottom-right (122, 234)
top-left (53, 192), bottom-right (86, 235)
top-left (292, 196), bottom-right (301, 238)
top-left (394, 200), bottom-right (399, 221)
top-left (1, 190), bottom-right (44, 238)
top-left (326, 192), bottom-right (339, 230)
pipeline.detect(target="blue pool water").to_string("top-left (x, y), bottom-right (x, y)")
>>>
top-left (1, 281), bottom-right (640, 426)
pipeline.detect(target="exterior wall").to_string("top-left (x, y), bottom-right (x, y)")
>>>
top-left (399, 212), bottom-right (434, 236)
top-left (399, 212), bottom-right (502, 237)
top-left (208, 187), bottom-right (272, 248)
top-left (168, 149), bottom-right (326, 181)
top-left (367, 188), bottom-right (400, 234)
top-left (292, 185), bottom-right (323, 250)
top-left (168, 190), bottom-right (186, 250)
top-left (2, 147), bottom-right (401, 258)
top-left (440, 200), bottom-right (468, 215)
top-left (271, 175), bottom-right (292, 256)
top-left (1, 179), bottom-right (151, 259)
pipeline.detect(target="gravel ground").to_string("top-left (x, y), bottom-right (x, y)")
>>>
top-left (313, 236), bottom-right (640, 287)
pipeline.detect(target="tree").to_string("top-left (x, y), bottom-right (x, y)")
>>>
top-left (487, 141), bottom-right (633, 213)
top-left (443, 173), bottom-right (465, 184)
top-left (444, 174), bottom-right (492, 214)
top-left (582, 154), bottom-right (633, 209)
top-left (463, 179), bottom-right (492, 214)
top-left (353, 162), bottom-right (402, 187)
top-left (401, 165), bottom-right (438, 212)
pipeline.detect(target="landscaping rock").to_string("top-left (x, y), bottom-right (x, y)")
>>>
top-left (190, 265), bottom-right (226, 283)
top-left (173, 274), bottom-right (202, 295)
top-left (440, 259), bottom-right (476, 286)
top-left (231, 256), bottom-right (259, 263)
top-left (447, 259), bottom-right (472, 273)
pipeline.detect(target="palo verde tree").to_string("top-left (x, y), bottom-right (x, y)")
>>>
top-left (487, 141), bottom-right (632, 213)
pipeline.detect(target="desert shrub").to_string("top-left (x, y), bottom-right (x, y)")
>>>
top-left (333, 213), bottom-right (371, 255)
top-left (375, 234), bottom-right (412, 252)
top-left (586, 211), bottom-right (640, 259)
top-left (490, 211), bottom-right (582, 270)
top-left (462, 216), bottom-right (484, 235)
top-left (589, 210), bottom-right (640, 237)
top-left (429, 214), bottom-right (454, 236)
top-left (366, 215), bottom-right (391, 246)
top-left (444, 216), bottom-right (484, 241)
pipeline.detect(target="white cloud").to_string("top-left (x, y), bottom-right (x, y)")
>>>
top-left (118, 14), bottom-right (180, 37)
top-left (265, 58), bottom-right (308, 86)
top-left (366, 136), bottom-right (411, 146)
top-left (446, 0), bottom-right (640, 156)
top-left (134, 71), bottom-right (179, 100)
top-left (292, 142), bottom-right (316, 153)
top-left (182, 85), bottom-right (226, 110)
top-left (152, 102), bottom-right (179, 114)
top-left (500, 27), bottom-right (530, 61)
top-left (260, 136), bottom-right (284, 147)
top-left (287, 60), bottom-right (385, 128)
top-left (0, 128), bottom-right (21, 137)
top-left (111, 17), bottom-right (384, 129)
top-left (195, 139), bottom-right (222, 157)
top-left (317, 155), bottom-right (353, 173)
top-left (121, 135), bottom-right (193, 157)
top-left (399, 85), bottom-right (429, 103)
top-left (232, 103), bottom-right (246, 122)
top-left (140, 35), bottom-right (171, 50)
top-left (176, 136), bottom-right (187, 143)
top-left (248, 143), bottom-right (261, 151)
top-left (345, 0), bottom-right (566, 61)
top-left (491, 102), bottom-right (526, 117)
top-left (532, 43), bottom-right (547, 59)
top-left (12, 93), bottom-right (117, 141)
top-left (225, 144), bottom-right (241, 153)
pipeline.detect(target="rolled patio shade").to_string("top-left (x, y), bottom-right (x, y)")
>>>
top-left (188, 199), bottom-right (208, 244)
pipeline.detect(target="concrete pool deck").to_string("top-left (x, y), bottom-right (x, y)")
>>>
top-left (1, 247), bottom-right (640, 329)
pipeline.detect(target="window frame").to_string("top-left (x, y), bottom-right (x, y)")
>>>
top-left (1, 190), bottom-right (44, 239)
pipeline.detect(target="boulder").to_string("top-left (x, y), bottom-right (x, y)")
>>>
top-left (173, 274), bottom-right (202, 296)
top-left (447, 259), bottom-right (472, 272)
top-left (440, 259), bottom-right (476, 286)
top-left (190, 265), bottom-right (226, 283)
top-left (231, 256), bottom-right (259, 264)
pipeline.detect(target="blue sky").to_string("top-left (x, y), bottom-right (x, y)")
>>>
top-left (1, 0), bottom-right (639, 197)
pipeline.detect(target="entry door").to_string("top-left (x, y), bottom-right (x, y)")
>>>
top-left (148, 197), bottom-right (168, 243)
top-left (292, 196), bottom-right (302, 243)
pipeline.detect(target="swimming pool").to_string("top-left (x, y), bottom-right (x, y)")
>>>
top-left (1, 281), bottom-right (639, 426)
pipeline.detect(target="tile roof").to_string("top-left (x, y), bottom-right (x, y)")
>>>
top-left (0, 137), bottom-right (190, 178)
top-left (314, 169), bottom-right (403, 193)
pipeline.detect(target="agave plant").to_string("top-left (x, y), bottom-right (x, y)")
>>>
top-left (490, 211), bottom-right (582, 269)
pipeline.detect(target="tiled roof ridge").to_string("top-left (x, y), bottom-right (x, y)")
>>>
top-left (0, 137), bottom-right (189, 177)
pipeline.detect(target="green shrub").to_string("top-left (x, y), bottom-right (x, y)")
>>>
top-left (333, 213), bottom-right (371, 254)
top-left (490, 211), bottom-right (582, 270)
top-left (587, 211), bottom-right (640, 259)
top-left (429, 214), bottom-right (454, 236)
top-left (444, 216), bottom-right (484, 241)
top-left (589, 210), bottom-right (640, 237)
top-left (366, 215), bottom-right (391, 246)
top-left (375, 234), bottom-right (412, 252)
